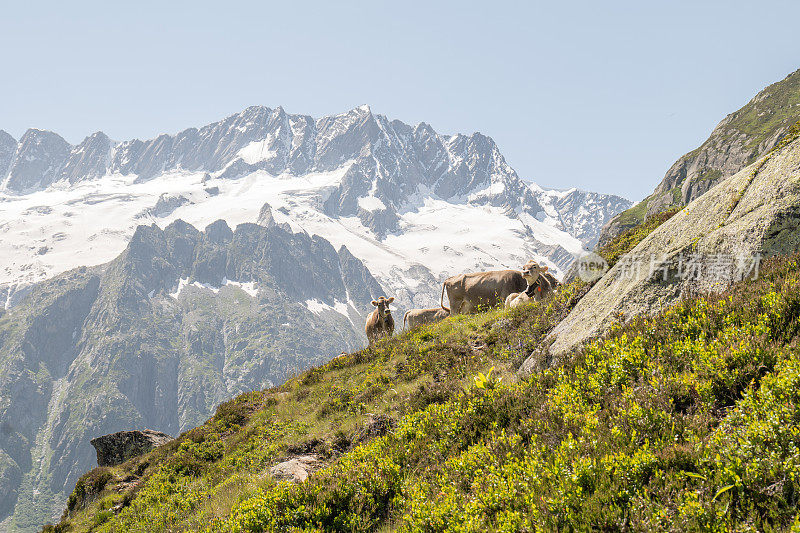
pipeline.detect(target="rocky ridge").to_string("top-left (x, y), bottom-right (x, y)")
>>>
top-left (599, 68), bottom-right (800, 246)
top-left (90, 430), bottom-right (172, 468)
top-left (0, 219), bottom-right (383, 531)
top-left (531, 122), bottom-right (800, 369)
top-left (0, 106), bottom-right (630, 308)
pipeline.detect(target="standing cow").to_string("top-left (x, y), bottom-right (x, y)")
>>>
top-left (365, 296), bottom-right (395, 345)
top-left (403, 307), bottom-right (450, 330)
top-left (440, 268), bottom-right (527, 315)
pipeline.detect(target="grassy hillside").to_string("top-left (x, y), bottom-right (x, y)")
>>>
top-left (50, 221), bottom-right (800, 531)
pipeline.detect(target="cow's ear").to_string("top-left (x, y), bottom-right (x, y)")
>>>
top-left (387, 297), bottom-right (395, 303)
top-left (541, 266), bottom-right (549, 272)
top-left (371, 300), bottom-right (378, 306)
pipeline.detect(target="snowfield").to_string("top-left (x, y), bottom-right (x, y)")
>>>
top-left (0, 105), bottom-right (633, 309)
top-left (0, 165), bottom-right (588, 309)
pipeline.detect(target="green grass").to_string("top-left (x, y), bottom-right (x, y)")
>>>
top-left (215, 254), bottom-right (800, 532)
top-left (50, 223), bottom-right (800, 532)
top-left (725, 70), bottom-right (800, 154)
top-left (611, 195), bottom-right (651, 229)
top-left (595, 208), bottom-right (680, 268)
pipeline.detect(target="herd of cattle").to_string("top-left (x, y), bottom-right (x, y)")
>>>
top-left (364, 259), bottom-right (560, 345)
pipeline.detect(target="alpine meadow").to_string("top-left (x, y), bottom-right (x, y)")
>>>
top-left (2, 3), bottom-right (800, 532)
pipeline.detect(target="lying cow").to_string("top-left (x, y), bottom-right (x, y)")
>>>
top-left (403, 307), bottom-right (450, 330)
top-left (505, 261), bottom-right (555, 308)
top-left (506, 261), bottom-right (560, 307)
top-left (440, 268), bottom-right (527, 315)
top-left (365, 296), bottom-right (395, 345)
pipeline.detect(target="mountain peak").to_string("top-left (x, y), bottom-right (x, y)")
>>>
top-left (0, 129), bottom-right (16, 144)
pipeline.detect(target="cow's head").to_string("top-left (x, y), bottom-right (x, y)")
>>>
top-left (521, 260), bottom-right (548, 285)
top-left (372, 296), bottom-right (395, 318)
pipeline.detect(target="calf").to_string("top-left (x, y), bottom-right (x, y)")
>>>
top-left (403, 307), bottom-right (450, 330)
top-left (365, 296), bottom-right (395, 345)
top-left (505, 261), bottom-right (555, 308)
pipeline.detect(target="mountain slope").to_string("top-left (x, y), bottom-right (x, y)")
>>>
top-left (599, 68), bottom-right (800, 245)
top-left (0, 106), bottom-right (629, 309)
top-left (0, 220), bottom-right (383, 532)
top-left (51, 249), bottom-right (800, 531)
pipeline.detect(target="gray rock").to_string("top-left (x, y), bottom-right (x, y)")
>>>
top-left (257, 203), bottom-right (275, 227)
top-left (525, 133), bottom-right (800, 371)
top-left (0, 130), bottom-right (17, 179)
top-left (90, 429), bottom-right (172, 467)
top-left (270, 455), bottom-right (320, 483)
top-left (551, 189), bottom-right (632, 249)
top-left (59, 132), bottom-right (113, 184)
top-left (4, 129), bottom-right (70, 192)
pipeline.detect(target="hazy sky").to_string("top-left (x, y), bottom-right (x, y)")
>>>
top-left (1, 0), bottom-right (799, 200)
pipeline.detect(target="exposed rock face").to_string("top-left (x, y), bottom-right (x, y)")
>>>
top-left (270, 455), bottom-right (320, 483)
top-left (546, 189), bottom-right (633, 249)
top-left (599, 69), bottom-right (800, 246)
top-left (90, 430), bottom-right (172, 467)
top-left (60, 132), bottom-right (112, 184)
top-left (524, 132), bottom-right (800, 372)
top-left (0, 130), bottom-right (16, 178)
top-left (3, 129), bottom-right (71, 192)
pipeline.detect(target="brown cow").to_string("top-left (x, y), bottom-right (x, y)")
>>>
top-left (365, 296), bottom-right (395, 345)
top-left (440, 268), bottom-right (527, 315)
top-left (505, 261), bottom-right (554, 308)
top-left (403, 307), bottom-right (450, 330)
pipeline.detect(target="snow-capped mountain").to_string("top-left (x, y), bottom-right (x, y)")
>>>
top-left (532, 186), bottom-right (633, 249)
top-left (0, 105), bottom-right (630, 308)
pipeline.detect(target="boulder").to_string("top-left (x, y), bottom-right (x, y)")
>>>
top-left (523, 133), bottom-right (800, 373)
top-left (270, 455), bottom-right (320, 483)
top-left (90, 429), bottom-right (172, 467)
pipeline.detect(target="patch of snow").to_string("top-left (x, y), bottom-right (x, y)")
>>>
top-left (0, 156), bottom-right (614, 310)
top-left (304, 298), bottom-right (354, 323)
top-left (169, 277), bottom-right (259, 299)
top-left (357, 195), bottom-right (386, 211)
top-left (304, 298), bottom-right (330, 314)
top-left (237, 140), bottom-right (277, 164)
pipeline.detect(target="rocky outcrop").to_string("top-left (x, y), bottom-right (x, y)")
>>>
top-left (270, 455), bottom-right (320, 483)
top-left (90, 430), bottom-right (172, 467)
top-left (548, 189), bottom-right (632, 249)
top-left (523, 130), bottom-right (800, 372)
top-left (59, 132), bottom-right (113, 184)
top-left (4, 129), bottom-right (71, 192)
top-left (599, 69), bottom-right (800, 246)
top-left (0, 130), bottom-right (16, 179)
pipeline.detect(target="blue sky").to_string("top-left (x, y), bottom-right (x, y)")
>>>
top-left (1, 0), bottom-right (798, 200)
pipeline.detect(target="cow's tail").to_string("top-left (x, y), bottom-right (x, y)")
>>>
top-left (403, 311), bottom-right (409, 332)
top-left (440, 282), bottom-right (450, 313)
